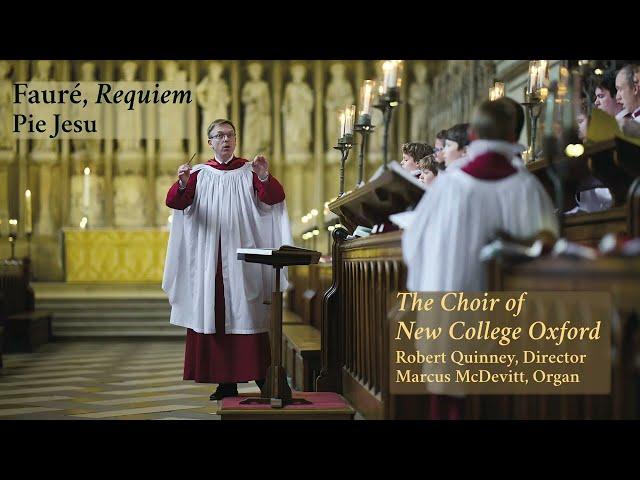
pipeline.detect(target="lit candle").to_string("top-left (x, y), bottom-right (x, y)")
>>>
top-left (24, 189), bottom-right (32, 235)
top-left (537, 60), bottom-right (548, 91)
top-left (83, 167), bottom-right (90, 213)
top-left (543, 84), bottom-right (556, 138)
top-left (360, 80), bottom-right (374, 116)
top-left (339, 109), bottom-right (346, 139)
top-left (382, 61), bottom-right (392, 94)
top-left (494, 82), bottom-right (504, 100)
top-left (345, 105), bottom-right (356, 135)
top-left (387, 61), bottom-right (397, 88)
top-left (527, 61), bottom-right (538, 95)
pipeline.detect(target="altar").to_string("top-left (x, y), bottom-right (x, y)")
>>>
top-left (63, 228), bottom-right (169, 283)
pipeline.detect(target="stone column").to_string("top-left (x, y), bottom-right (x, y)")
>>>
top-left (272, 61), bottom-right (283, 184)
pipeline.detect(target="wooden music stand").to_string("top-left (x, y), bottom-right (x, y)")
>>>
top-left (236, 245), bottom-right (321, 408)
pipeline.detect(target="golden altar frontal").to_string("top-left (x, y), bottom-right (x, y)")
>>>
top-left (63, 229), bottom-right (169, 283)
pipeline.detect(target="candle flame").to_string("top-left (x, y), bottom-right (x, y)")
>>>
top-left (84, 167), bottom-right (91, 175)
top-left (25, 189), bottom-right (31, 198)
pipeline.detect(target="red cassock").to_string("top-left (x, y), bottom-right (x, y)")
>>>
top-left (166, 156), bottom-right (286, 383)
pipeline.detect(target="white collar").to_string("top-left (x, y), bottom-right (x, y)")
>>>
top-left (214, 154), bottom-right (234, 165)
top-left (466, 139), bottom-right (521, 161)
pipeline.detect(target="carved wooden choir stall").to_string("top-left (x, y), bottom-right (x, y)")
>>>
top-left (307, 139), bottom-right (640, 420)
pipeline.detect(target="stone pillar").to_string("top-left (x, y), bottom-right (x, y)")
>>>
top-left (312, 60), bottom-right (324, 222)
top-left (231, 60), bottom-right (240, 155)
top-left (272, 61), bottom-right (283, 184)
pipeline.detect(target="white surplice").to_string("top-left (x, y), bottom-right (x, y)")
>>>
top-left (402, 140), bottom-right (559, 292)
top-left (162, 162), bottom-right (292, 334)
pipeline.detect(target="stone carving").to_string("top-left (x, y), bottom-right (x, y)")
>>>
top-left (282, 64), bottom-right (313, 164)
top-left (241, 62), bottom-right (271, 158)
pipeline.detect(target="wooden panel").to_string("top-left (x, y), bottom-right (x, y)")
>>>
top-left (486, 256), bottom-right (640, 420)
top-left (319, 231), bottom-right (431, 419)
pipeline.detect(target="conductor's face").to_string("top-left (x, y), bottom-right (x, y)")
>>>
top-left (209, 124), bottom-right (237, 162)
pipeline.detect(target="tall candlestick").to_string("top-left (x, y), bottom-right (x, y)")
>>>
top-left (9, 218), bottom-right (17, 236)
top-left (83, 167), bottom-right (90, 213)
top-left (24, 189), bottom-right (32, 235)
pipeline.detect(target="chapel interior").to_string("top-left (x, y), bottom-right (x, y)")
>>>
top-left (0, 59), bottom-right (639, 420)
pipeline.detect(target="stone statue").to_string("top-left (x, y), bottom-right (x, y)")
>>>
top-left (0, 61), bottom-right (14, 152)
top-left (367, 61), bottom-right (385, 164)
top-left (196, 61), bottom-right (230, 153)
top-left (30, 60), bottom-right (58, 156)
top-left (114, 175), bottom-right (147, 227)
top-left (409, 63), bottom-right (429, 142)
top-left (241, 62), bottom-right (271, 158)
top-left (30, 60), bottom-right (59, 236)
top-left (325, 63), bottom-right (353, 156)
top-left (159, 60), bottom-right (186, 163)
top-left (282, 64), bottom-right (313, 164)
top-left (72, 62), bottom-right (101, 163)
top-left (117, 61), bottom-right (143, 154)
top-left (155, 174), bottom-right (175, 227)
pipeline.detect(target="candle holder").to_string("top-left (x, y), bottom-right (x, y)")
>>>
top-left (333, 134), bottom-right (355, 197)
top-left (26, 232), bottom-right (32, 259)
top-left (373, 87), bottom-right (401, 170)
top-left (354, 114), bottom-right (375, 188)
top-left (8, 232), bottom-right (17, 260)
top-left (521, 90), bottom-right (545, 163)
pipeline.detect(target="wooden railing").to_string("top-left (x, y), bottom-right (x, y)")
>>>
top-left (480, 255), bottom-right (640, 419)
top-left (318, 230), bottom-right (435, 419)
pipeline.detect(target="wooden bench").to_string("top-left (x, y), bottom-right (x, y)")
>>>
top-left (282, 324), bottom-right (321, 391)
top-left (282, 264), bottom-right (331, 391)
top-left (281, 309), bottom-right (303, 376)
top-left (0, 259), bottom-right (53, 354)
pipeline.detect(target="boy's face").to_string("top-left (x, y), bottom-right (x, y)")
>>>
top-left (401, 153), bottom-right (419, 171)
top-left (444, 139), bottom-right (464, 166)
top-left (419, 170), bottom-right (435, 185)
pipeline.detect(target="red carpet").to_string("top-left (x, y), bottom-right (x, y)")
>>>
top-left (221, 392), bottom-right (351, 410)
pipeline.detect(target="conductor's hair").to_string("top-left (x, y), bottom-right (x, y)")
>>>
top-left (207, 119), bottom-right (236, 138)
top-left (471, 99), bottom-right (516, 142)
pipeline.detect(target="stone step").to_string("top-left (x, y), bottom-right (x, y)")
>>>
top-left (50, 310), bottom-right (170, 320)
top-left (34, 286), bottom-right (178, 337)
top-left (38, 300), bottom-right (169, 310)
top-left (51, 330), bottom-right (184, 337)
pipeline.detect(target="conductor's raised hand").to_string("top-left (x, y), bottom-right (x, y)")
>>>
top-left (178, 164), bottom-right (191, 185)
top-left (252, 155), bottom-right (269, 180)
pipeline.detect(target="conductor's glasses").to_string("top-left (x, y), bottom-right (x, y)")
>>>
top-left (210, 132), bottom-right (236, 141)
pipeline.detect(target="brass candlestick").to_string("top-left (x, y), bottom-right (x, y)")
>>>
top-left (521, 89), bottom-right (546, 163)
top-left (354, 114), bottom-right (375, 187)
top-left (333, 134), bottom-right (355, 196)
top-left (373, 87), bottom-right (401, 169)
top-left (8, 232), bottom-right (16, 260)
